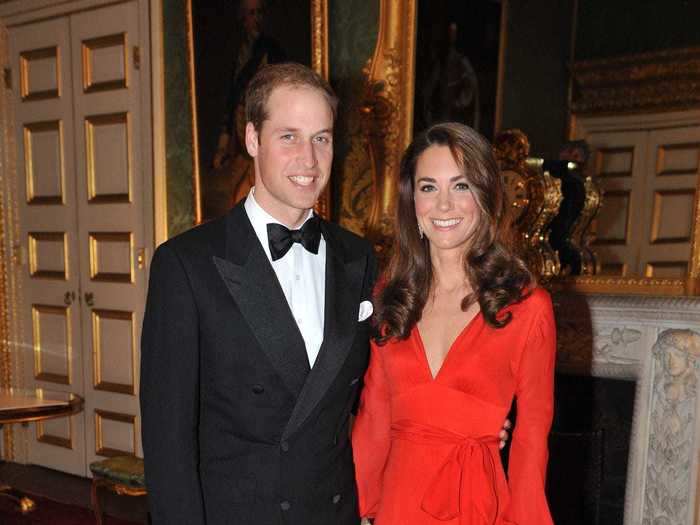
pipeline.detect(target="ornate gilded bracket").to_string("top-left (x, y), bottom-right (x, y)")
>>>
top-left (494, 129), bottom-right (562, 282)
top-left (568, 171), bottom-right (602, 275)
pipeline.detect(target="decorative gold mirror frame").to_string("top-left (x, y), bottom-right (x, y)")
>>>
top-left (560, 47), bottom-right (700, 296)
top-left (185, 0), bottom-right (332, 222)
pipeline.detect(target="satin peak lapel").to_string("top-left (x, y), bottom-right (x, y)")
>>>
top-left (212, 208), bottom-right (310, 397)
top-left (282, 240), bottom-right (367, 440)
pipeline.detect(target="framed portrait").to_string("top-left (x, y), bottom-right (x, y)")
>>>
top-left (413, 0), bottom-right (503, 139)
top-left (190, 0), bottom-right (327, 221)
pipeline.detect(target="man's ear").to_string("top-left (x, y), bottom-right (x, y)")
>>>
top-left (245, 122), bottom-right (259, 157)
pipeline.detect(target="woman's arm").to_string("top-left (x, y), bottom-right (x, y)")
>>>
top-left (505, 296), bottom-right (556, 525)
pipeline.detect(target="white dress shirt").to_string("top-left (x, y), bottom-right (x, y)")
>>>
top-left (244, 188), bottom-right (326, 367)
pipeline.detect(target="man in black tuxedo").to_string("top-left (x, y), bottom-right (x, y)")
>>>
top-left (140, 63), bottom-right (376, 524)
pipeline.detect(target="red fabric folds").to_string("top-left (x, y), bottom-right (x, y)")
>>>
top-left (392, 420), bottom-right (500, 525)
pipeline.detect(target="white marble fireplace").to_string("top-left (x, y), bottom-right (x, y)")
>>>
top-left (554, 294), bottom-right (700, 525)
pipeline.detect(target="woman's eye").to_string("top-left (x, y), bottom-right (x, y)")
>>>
top-left (454, 182), bottom-right (470, 191)
top-left (418, 184), bottom-right (436, 192)
top-left (314, 135), bottom-right (330, 144)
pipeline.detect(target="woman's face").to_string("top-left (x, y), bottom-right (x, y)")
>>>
top-left (414, 145), bottom-right (480, 255)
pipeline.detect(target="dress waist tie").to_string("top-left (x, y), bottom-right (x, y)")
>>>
top-left (391, 420), bottom-right (501, 525)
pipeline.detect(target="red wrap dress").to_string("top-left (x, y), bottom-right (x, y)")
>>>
top-left (352, 287), bottom-right (555, 525)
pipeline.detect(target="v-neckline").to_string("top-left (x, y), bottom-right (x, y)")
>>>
top-left (414, 310), bottom-right (482, 381)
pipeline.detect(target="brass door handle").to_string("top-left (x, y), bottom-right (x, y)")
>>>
top-left (84, 292), bottom-right (94, 307)
top-left (64, 291), bottom-right (76, 305)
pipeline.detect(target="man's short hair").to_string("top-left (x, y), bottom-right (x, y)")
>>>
top-left (245, 62), bottom-right (338, 132)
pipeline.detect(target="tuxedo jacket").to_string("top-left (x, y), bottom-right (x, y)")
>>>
top-left (140, 202), bottom-right (377, 524)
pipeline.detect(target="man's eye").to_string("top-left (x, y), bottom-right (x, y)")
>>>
top-left (281, 134), bottom-right (295, 141)
top-left (314, 135), bottom-right (331, 144)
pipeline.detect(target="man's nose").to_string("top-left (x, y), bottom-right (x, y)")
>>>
top-left (300, 140), bottom-right (317, 169)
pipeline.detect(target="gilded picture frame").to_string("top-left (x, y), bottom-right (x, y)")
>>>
top-left (186, 0), bottom-right (330, 224)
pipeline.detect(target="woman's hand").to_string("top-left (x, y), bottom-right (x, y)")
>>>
top-left (499, 418), bottom-right (512, 449)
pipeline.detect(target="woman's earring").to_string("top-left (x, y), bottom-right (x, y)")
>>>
top-left (418, 223), bottom-right (424, 239)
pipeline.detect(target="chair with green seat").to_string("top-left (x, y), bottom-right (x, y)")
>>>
top-left (89, 455), bottom-right (147, 525)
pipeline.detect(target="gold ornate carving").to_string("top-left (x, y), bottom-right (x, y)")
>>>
top-left (344, 0), bottom-right (416, 258)
top-left (554, 275), bottom-right (688, 296)
top-left (311, 0), bottom-right (329, 81)
top-left (310, 0), bottom-right (331, 220)
top-left (184, 0), bottom-right (202, 225)
top-left (494, 130), bottom-right (562, 282)
top-left (522, 159), bottom-right (562, 281)
top-left (338, 72), bottom-right (374, 236)
top-left (688, 182), bottom-right (700, 289)
top-left (571, 47), bottom-right (700, 115)
top-left (568, 173), bottom-right (601, 275)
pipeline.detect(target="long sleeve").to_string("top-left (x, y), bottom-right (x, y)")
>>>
top-left (140, 244), bottom-right (205, 524)
top-left (504, 300), bottom-right (556, 524)
top-left (352, 342), bottom-right (392, 518)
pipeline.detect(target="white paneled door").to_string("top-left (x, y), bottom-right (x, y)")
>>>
top-left (10, 0), bottom-right (148, 476)
top-left (586, 126), bottom-right (700, 278)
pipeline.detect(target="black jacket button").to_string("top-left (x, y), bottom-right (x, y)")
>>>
top-left (332, 494), bottom-right (341, 504)
top-left (281, 440), bottom-right (290, 452)
top-left (280, 501), bottom-right (291, 511)
top-left (251, 385), bottom-right (264, 394)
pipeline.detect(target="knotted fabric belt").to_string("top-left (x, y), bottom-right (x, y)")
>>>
top-left (391, 420), bottom-right (501, 524)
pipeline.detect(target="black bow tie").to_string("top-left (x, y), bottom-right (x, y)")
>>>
top-left (267, 216), bottom-right (322, 261)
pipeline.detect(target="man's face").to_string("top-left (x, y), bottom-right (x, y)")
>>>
top-left (245, 85), bottom-right (334, 227)
top-left (240, 0), bottom-right (264, 39)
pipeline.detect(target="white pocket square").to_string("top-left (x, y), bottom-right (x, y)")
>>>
top-left (358, 300), bottom-right (373, 322)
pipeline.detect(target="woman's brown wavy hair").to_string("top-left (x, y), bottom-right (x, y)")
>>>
top-left (374, 122), bottom-right (533, 344)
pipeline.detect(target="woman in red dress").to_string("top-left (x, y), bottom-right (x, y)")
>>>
top-left (352, 122), bottom-right (555, 525)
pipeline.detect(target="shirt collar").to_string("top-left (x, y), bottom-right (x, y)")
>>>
top-left (244, 187), bottom-right (316, 261)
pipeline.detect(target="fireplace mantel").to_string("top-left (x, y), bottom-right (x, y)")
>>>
top-left (554, 293), bottom-right (700, 525)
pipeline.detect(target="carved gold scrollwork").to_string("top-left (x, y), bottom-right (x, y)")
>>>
top-left (568, 173), bottom-right (602, 275)
top-left (525, 159), bottom-right (563, 281)
top-left (351, 0), bottom-right (416, 264)
top-left (310, 0), bottom-right (331, 219)
top-left (494, 130), bottom-right (563, 282)
top-left (571, 47), bottom-right (700, 115)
